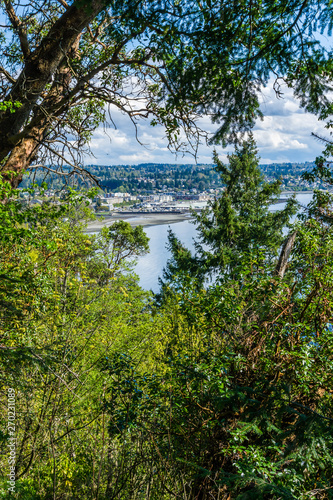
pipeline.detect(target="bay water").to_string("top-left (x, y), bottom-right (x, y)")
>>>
top-left (134, 192), bottom-right (315, 292)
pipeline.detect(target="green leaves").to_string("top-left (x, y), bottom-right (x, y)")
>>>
top-left (0, 184), bottom-right (160, 499)
top-left (159, 138), bottom-right (298, 299)
top-left (0, 100), bottom-right (22, 113)
top-left (2, 0), bottom-right (333, 186)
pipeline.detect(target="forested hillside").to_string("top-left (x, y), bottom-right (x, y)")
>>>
top-left (19, 161), bottom-right (325, 194)
top-left (1, 0), bottom-right (333, 498)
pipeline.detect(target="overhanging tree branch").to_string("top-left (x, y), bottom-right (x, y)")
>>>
top-left (0, 0), bottom-right (331, 188)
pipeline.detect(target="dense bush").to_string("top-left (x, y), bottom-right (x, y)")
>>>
top-left (1, 169), bottom-right (333, 499)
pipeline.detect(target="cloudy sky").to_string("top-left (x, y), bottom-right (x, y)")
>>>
top-left (86, 80), bottom-right (330, 166)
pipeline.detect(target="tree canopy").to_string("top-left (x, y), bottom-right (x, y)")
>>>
top-left (2, 163), bottom-right (333, 498)
top-left (158, 139), bottom-right (298, 298)
top-left (0, 0), bottom-right (332, 186)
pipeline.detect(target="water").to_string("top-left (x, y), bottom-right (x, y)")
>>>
top-left (134, 192), bottom-right (315, 292)
top-left (134, 220), bottom-right (198, 291)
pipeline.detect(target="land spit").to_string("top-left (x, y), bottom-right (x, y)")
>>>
top-left (85, 212), bottom-right (194, 232)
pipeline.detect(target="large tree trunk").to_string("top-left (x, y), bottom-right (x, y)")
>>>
top-left (2, 136), bottom-right (42, 189)
top-left (0, 0), bottom-right (105, 183)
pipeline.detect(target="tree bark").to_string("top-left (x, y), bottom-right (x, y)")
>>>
top-left (274, 231), bottom-right (297, 278)
top-left (2, 134), bottom-right (42, 188)
top-left (0, 0), bottom-right (106, 174)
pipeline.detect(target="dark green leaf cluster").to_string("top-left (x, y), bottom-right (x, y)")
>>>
top-left (159, 138), bottom-right (298, 296)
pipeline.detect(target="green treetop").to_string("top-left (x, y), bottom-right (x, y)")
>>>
top-left (195, 138), bottom-right (298, 275)
top-left (160, 138), bottom-right (298, 294)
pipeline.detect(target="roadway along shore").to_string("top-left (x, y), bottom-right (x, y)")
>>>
top-left (85, 211), bottom-right (194, 232)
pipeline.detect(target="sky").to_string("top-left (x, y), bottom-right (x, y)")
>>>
top-left (1, 4), bottom-right (331, 168)
top-left (86, 80), bottom-right (331, 166)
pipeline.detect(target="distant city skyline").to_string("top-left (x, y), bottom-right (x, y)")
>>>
top-left (86, 80), bottom-right (330, 167)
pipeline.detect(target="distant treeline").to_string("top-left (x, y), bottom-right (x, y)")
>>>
top-left (20, 161), bottom-right (317, 192)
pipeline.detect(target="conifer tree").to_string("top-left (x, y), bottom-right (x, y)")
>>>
top-left (160, 137), bottom-right (298, 290)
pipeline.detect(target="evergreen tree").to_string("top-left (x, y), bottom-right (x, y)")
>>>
top-left (160, 138), bottom-right (298, 290)
top-left (195, 137), bottom-right (298, 276)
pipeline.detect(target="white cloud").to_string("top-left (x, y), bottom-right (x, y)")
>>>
top-left (119, 151), bottom-right (155, 163)
top-left (86, 80), bottom-right (330, 166)
top-left (255, 130), bottom-right (309, 151)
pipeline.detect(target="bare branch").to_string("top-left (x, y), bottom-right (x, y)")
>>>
top-left (275, 231), bottom-right (297, 278)
top-left (0, 66), bottom-right (16, 84)
top-left (311, 132), bottom-right (333, 146)
top-left (291, 401), bottom-right (333, 422)
top-left (56, 0), bottom-right (69, 9)
top-left (4, 0), bottom-right (30, 58)
top-left (87, 25), bottom-right (107, 49)
top-left (30, 140), bottom-right (101, 184)
top-left (306, 486), bottom-right (333, 498)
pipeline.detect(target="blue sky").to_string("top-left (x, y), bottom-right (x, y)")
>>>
top-left (87, 79), bottom-right (331, 166)
top-left (1, 8), bottom-right (330, 167)
top-left (1, 4), bottom-right (331, 167)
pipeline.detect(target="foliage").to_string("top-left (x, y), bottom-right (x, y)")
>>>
top-left (0, 176), bottom-right (333, 499)
top-left (102, 213), bottom-right (333, 498)
top-left (0, 178), bottom-right (160, 499)
top-left (0, 100), bottom-right (21, 113)
top-left (0, 0), bottom-right (333, 186)
top-left (195, 139), bottom-right (298, 274)
top-left (159, 139), bottom-right (298, 298)
top-left (1, 149), bottom-right (333, 498)
top-left (130, 156), bottom-right (333, 498)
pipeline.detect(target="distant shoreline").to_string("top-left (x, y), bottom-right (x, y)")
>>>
top-left (85, 191), bottom-right (313, 232)
top-left (85, 212), bottom-right (194, 232)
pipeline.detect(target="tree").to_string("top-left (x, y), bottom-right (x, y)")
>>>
top-left (195, 138), bottom-right (298, 275)
top-left (159, 138), bottom-right (298, 294)
top-left (0, 0), bottom-right (332, 187)
top-left (91, 220), bottom-right (150, 281)
top-left (0, 180), bottom-right (158, 499)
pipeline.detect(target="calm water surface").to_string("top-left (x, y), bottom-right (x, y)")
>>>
top-left (135, 192), bottom-right (315, 292)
